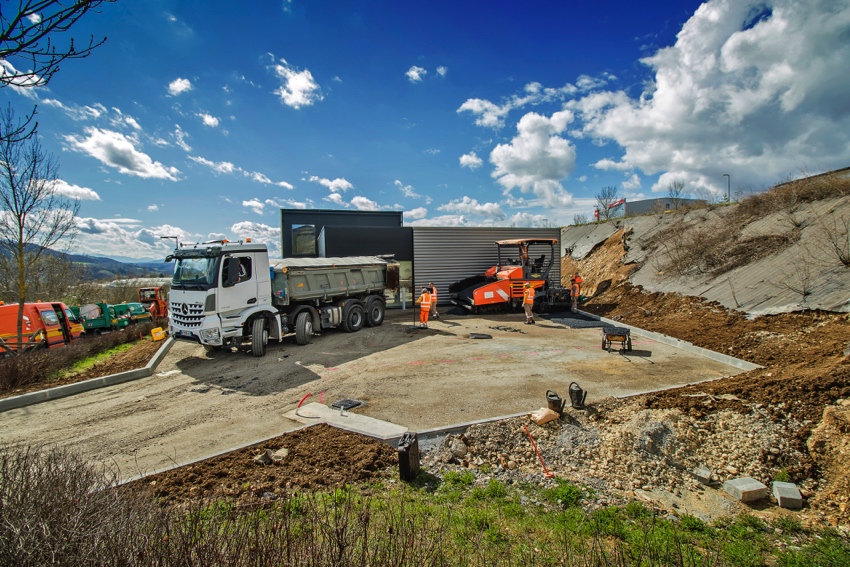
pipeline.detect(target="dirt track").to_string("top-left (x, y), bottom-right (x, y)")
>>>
top-left (0, 308), bottom-right (741, 478)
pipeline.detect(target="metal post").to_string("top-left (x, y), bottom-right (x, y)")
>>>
top-left (722, 174), bottom-right (730, 203)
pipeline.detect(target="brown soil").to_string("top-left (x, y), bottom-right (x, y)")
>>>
top-left (1, 338), bottom-right (165, 399)
top-left (132, 423), bottom-right (398, 507)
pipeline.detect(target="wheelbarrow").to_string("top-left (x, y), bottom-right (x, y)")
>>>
top-left (602, 325), bottom-right (632, 352)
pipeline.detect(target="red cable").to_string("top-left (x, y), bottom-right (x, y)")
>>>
top-left (297, 392), bottom-right (311, 408)
top-left (523, 424), bottom-right (554, 478)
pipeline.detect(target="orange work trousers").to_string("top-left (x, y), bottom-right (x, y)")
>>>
top-left (419, 307), bottom-right (430, 325)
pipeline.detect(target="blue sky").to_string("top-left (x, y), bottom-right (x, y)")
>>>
top-left (3, 0), bottom-right (850, 261)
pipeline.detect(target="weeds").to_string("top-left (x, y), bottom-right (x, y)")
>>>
top-left (1, 442), bottom-right (845, 566)
top-left (0, 321), bottom-right (158, 393)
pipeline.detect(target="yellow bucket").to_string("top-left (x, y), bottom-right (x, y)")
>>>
top-left (151, 327), bottom-right (166, 341)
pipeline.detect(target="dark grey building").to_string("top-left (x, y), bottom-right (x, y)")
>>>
top-left (279, 209), bottom-right (403, 257)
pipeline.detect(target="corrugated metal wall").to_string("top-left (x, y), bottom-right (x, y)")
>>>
top-left (412, 227), bottom-right (562, 305)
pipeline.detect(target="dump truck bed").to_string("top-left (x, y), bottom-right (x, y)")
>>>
top-left (270, 256), bottom-right (391, 303)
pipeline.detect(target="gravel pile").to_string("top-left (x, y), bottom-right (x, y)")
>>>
top-left (422, 397), bottom-right (812, 508)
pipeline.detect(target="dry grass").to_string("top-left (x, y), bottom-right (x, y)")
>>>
top-left (0, 321), bottom-right (158, 393)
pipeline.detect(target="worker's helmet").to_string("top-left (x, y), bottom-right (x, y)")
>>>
top-left (524, 282), bottom-right (531, 287)
top-left (422, 288), bottom-right (429, 293)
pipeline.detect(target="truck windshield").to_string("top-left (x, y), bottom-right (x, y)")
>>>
top-left (172, 256), bottom-right (218, 290)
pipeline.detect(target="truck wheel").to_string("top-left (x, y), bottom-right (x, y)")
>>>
top-left (295, 311), bottom-right (313, 345)
top-left (251, 318), bottom-right (268, 357)
top-left (364, 298), bottom-right (385, 327)
top-left (203, 344), bottom-right (222, 353)
top-left (341, 303), bottom-right (365, 333)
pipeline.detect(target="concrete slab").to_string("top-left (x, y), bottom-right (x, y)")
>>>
top-left (772, 481), bottom-right (804, 510)
top-left (284, 402), bottom-right (408, 442)
top-left (0, 310), bottom-right (754, 477)
top-left (723, 477), bottom-right (769, 502)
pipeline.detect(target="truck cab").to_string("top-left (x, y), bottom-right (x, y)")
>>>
top-left (167, 240), bottom-right (276, 354)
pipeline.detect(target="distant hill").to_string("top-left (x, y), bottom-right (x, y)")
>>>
top-left (5, 245), bottom-right (175, 281)
top-left (70, 252), bottom-right (174, 281)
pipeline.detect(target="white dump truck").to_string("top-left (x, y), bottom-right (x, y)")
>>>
top-left (166, 240), bottom-right (398, 356)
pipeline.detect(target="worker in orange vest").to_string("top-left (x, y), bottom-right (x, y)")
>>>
top-left (523, 282), bottom-right (535, 324)
top-left (415, 287), bottom-right (432, 328)
top-left (429, 282), bottom-right (440, 320)
top-left (570, 278), bottom-right (580, 313)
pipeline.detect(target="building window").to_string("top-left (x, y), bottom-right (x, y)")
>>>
top-left (292, 224), bottom-right (316, 255)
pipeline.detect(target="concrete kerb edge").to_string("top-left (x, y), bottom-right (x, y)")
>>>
top-left (0, 337), bottom-right (175, 413)
top-left (576, 309), bottom-right (762, 372)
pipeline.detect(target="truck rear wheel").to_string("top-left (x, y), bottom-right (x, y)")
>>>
top-left (251, 318), bottom-right (268, 357)
top-left (295, 311), bottom-right (313, 345)
top-left (341, 302), bottom-right (365, 333)
top-left (364, 297), bottom-right (385, 327)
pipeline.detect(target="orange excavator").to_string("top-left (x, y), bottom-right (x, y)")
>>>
top-left (139, 286), bottom-right (169, 319)
top-left (449, 238), bottom-right (571, 313)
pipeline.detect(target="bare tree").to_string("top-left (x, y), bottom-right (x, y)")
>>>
top-left (595, 186), bottom-right (619, 221)
top-left (1, 0), bottom-right (113, 142)
top-left (0, 107), bottom-right (80, 350)
top-left (667, 179), bottom-right (689, 210)
top-left (572, 213), bottom-right (589, 226)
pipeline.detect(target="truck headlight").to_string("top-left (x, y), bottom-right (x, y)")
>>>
top-left (199, 328), bottom-right (221, 343)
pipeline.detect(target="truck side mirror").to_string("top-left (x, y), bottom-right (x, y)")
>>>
top-left (223, 257), bottom-right (240, 287)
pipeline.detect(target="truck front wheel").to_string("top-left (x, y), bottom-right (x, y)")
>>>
top-left (295, 311), bottom-right (313, 345)
top-left (341, 302), bottom-right (365, 333)
top-left (251, 318), bottom-right (268, 357)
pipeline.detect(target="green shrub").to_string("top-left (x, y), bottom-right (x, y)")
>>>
top-left (544, 479), bottom-right (583, 508)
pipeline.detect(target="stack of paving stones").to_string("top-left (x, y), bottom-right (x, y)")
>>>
top-left (421, 397), bottom-right (813, 515)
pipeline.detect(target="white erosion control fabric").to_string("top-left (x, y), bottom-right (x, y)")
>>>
top-left (561, 196), bottom-right (850, 316)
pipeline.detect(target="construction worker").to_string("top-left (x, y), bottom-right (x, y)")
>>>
top-left (429, 282), bottom-right (440, 319)
top-left (523, 282), bottom-right (535, 324)
top-left (415, 287), bottom-right (432, 328)
top-left (570, 278), bottom-right (580, 313)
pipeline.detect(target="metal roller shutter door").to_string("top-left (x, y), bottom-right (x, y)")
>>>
top-left (412, 227), bottom-right (561, 306)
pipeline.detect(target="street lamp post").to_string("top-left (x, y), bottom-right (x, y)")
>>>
top-left (722, 174), bottom-right (731, 203)
top-left (160, 235), bottom-right (180, 250)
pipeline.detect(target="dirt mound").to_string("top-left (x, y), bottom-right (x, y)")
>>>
top-left (133, 423), bottom-right (398, 507)
top-left (807, 402), bottom-right (850, 526)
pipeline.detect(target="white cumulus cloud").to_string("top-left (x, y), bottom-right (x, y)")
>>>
top-left (273, 58), bottom-right (323, 108)
top-left (309, 176), bottom-right (352, 193)
top-left (64, 128), bottom-right (180, 180)
top-left (438, 196), bottom-right (504, 219)
top-left (570, 0), bottom-right (850, 193)
top-left (351, 196), bottom-right (380, 210)
top-left (404, 207), bottom-right (428, 220)
top-left (197, 112), bottom-right (220, 127)
top-left (459, 152), bottom-right (484, 169)
top-left (242, 199), bottom-right (265, 215)
top-left (168, 78), bottom-right (193, 96)
top-left (53, 179), bottom-right (100, 200)
top-left (489, 110), bottom-right (576, 208)
top-left (406, 66), bottom-right (427, 82)
top-left (395, 179), bottom-right (421, 199)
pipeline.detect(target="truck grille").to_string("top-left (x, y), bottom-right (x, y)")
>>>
top-left (170, 301), bottom-right (204, 327)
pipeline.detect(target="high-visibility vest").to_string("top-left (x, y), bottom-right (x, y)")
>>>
top-left (430, 287), bottom-right (438, 304)
top-left (418, 291), bottom-right (431, 309)
top-left (571, 283), bottom-right (580, 296)
top-left (523, 287), bottom-right (535, 304)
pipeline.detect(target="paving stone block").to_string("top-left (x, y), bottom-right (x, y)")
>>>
top-left (723, 477), bottom-right (769, 502)
top-left (772, 481), bottom-right (804, 510)
top-left (691, 465), bottom-right (712, 485)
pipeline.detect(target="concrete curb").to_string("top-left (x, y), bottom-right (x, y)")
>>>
top-left (574, 309), bottom-right (763, 372)
top-left (0, 338), bottom-right (175, 413)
